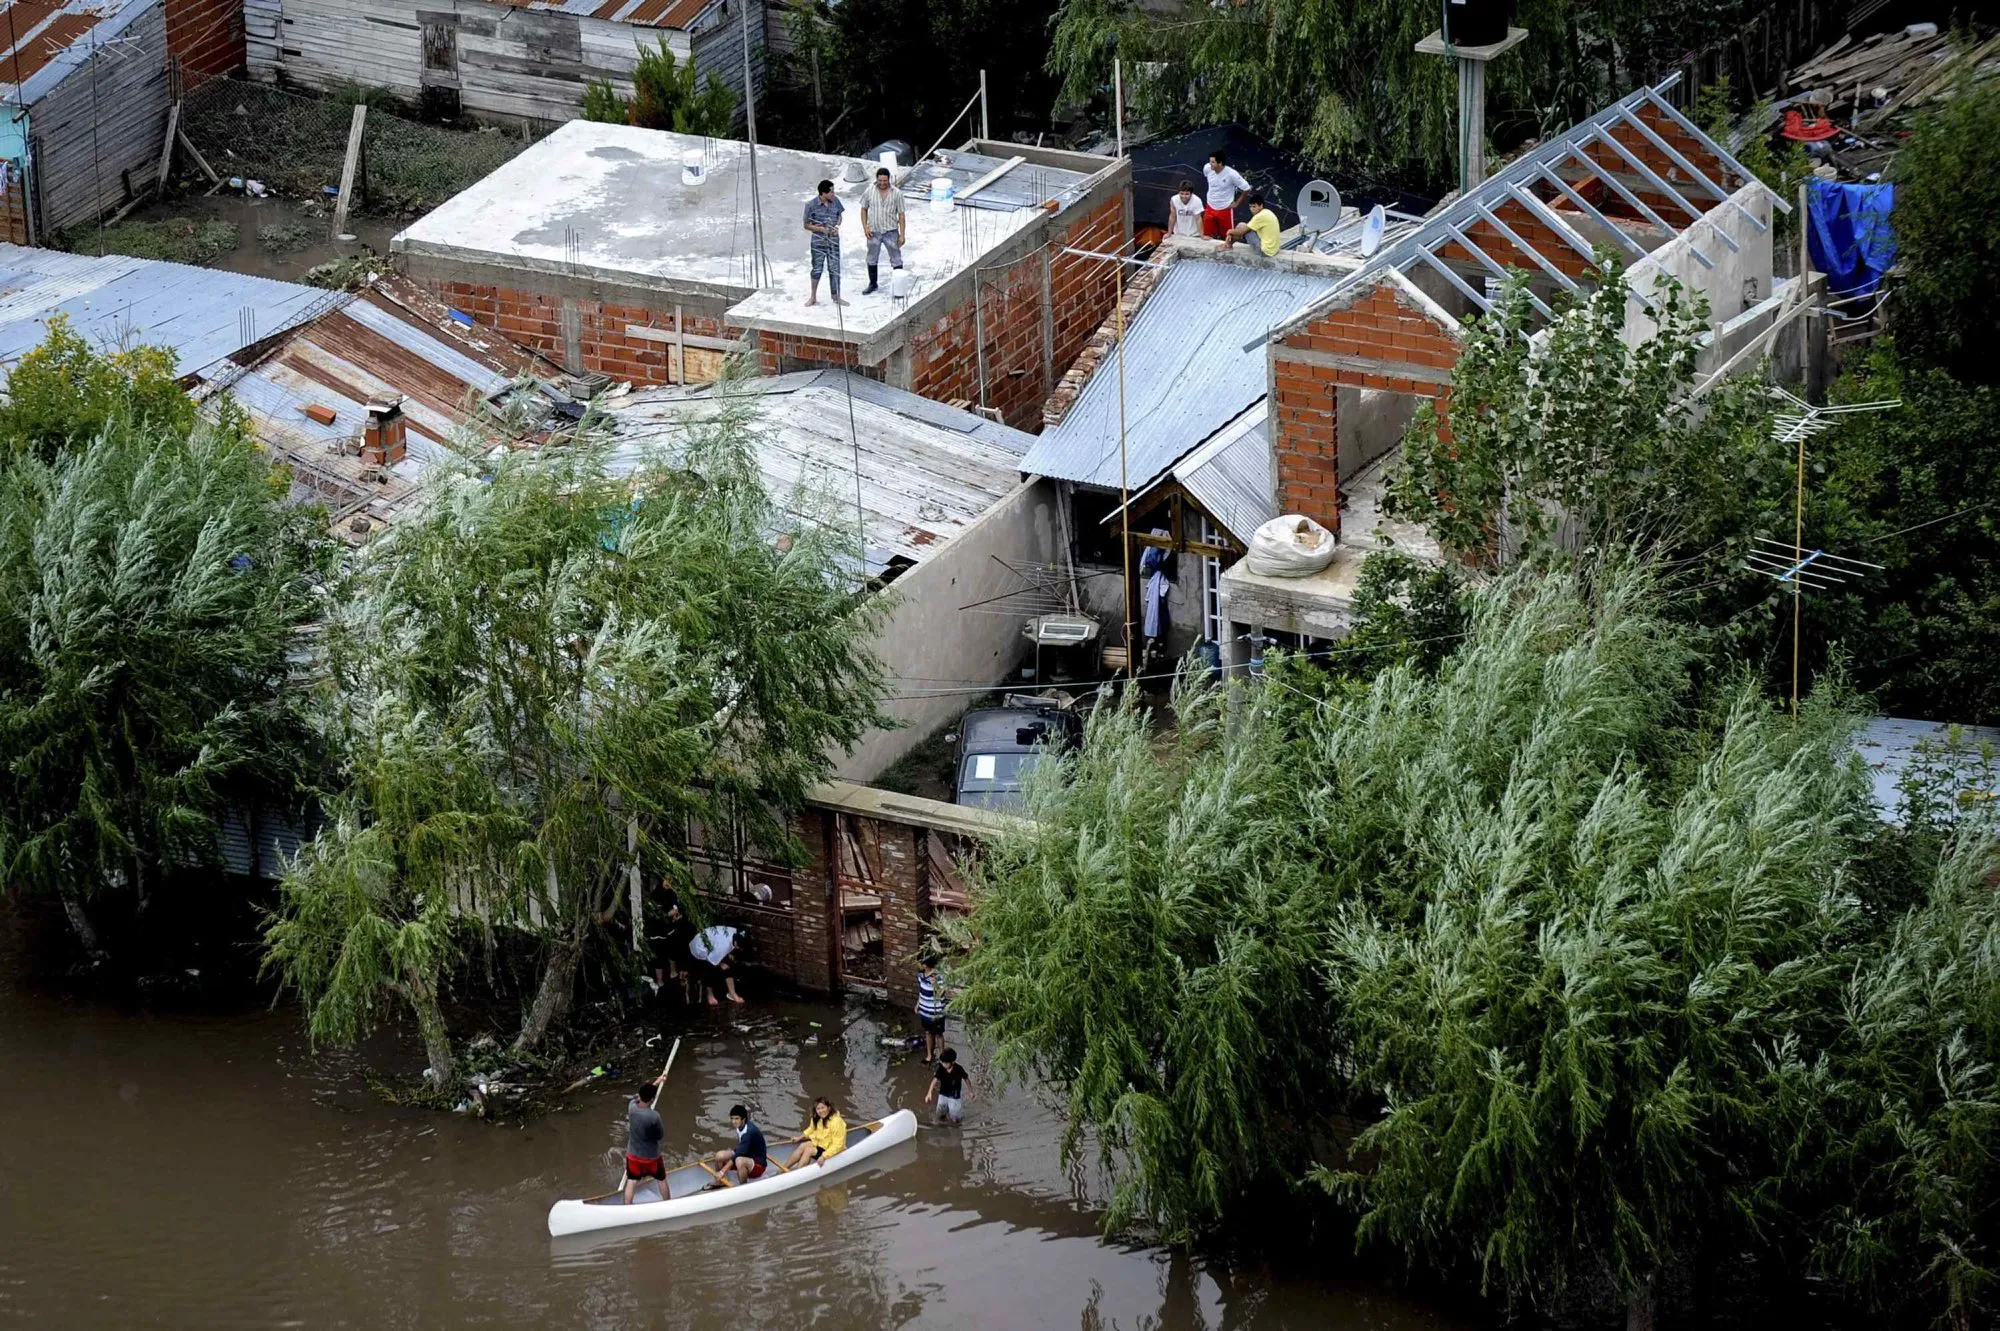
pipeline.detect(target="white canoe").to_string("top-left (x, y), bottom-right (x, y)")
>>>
top-left (547, 1109), bottom-right (919, 1236)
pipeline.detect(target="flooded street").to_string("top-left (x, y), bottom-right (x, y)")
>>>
top-left (0, 913), bottom-right (1477, 1331)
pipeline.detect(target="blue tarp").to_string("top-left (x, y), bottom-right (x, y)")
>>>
top-left (1807, 179), bottom-right (1897, 297)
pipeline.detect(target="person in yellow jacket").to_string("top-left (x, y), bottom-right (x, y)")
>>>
top-left (783, 1096), bottom-right (848, 1169)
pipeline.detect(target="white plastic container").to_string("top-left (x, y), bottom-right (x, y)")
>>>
top-left (929, 177), bottom-right (955, 210)
top-left (681, 150), bottom-right (705, 186)
top-left (889, 268), bottom-right (912, 299)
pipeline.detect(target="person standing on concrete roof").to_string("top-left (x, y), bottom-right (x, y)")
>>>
top-left (861, 166), bottom-right (906, 296)
top-left (1223, 193), bottom-right (1282, 257)
top-left (804, 179), bottom-right (847, 307)
top-left (1201, 151), bottom-right (1251, 240)
top-left (1168, 179), bottom-right (1203, 239)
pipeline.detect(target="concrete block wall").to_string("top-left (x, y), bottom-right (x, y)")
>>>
top-left (167, 0), bottom-right (247, 85)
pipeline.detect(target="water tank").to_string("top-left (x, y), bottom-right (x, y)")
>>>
top-left (1443, 0), bottom-right (1511, 47)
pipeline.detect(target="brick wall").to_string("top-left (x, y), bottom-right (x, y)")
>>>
top-left (421, 277), bottom-right (732, 386)
top-left (755, 328), bottom-right (884, 380)
top-left (166, 0), bottom-right (245, 86)
top-left (1270, 278), bottom-right (1460, 532)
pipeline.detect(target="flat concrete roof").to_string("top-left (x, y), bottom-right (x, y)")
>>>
top-left (393, 120), bottom-right (1108, 349)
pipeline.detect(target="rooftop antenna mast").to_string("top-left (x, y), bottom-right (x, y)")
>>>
top-left (1746, 388), bottom-right (1900, 716)
top-left (1416, 9), bottom-right (1528, 195)
top-left (739, 2), bottom-right (770, 288)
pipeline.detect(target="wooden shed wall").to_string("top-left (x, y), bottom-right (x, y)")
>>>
top-left (245, 0), bottom-right (698, 124)
top-left (32, 4), bottom-right (174, 232)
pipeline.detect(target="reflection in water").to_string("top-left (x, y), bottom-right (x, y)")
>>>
top-left (0, 915), bottom-right (1479, 1331)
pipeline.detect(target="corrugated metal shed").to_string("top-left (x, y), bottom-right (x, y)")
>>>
top-left (905, 148), bottom-right (1096, 214)
top-left (603, 370), bottom-right (1033, 574)
top-left (1019, 260), bottom-right (1336, 492)
top-left (203, 274), bottom-right (553, 534)
top-left (0, 243), bottom-right (328, 377)
top-left (1172, 402), bottom-right (1273, 546)
top-left (216, 802), bottom-right (324, 879)
top-left (1851, 716), bottom-right (2000, 827)
top-left (1, 0), bottom-right (155, 106)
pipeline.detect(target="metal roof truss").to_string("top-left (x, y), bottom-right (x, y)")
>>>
top-left (1358, 73), bottom-right (1786, 317)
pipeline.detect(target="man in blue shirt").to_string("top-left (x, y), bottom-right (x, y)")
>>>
top-left (803, 180), bottom-right (846, 308)
top-left (707, 1104), bottom-right (769, 1185)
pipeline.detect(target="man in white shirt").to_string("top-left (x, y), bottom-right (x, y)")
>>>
top-left (1167, 179), bottom-right (1203, 238)
top-left (1201, 151), bottom-right (1251, 239)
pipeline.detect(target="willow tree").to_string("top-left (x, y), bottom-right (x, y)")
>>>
top-left (0, 404), bottom-right (326, 961)
top-left (954, 559), bottom-right (1941, 1323)
top-left (1045, 0), bottom-right (1770, 181)
top-left (262, 413), bottom-right (886, 1084)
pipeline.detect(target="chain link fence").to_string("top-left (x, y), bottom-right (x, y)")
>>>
top-left (181, 79), bottom-right (543, 218)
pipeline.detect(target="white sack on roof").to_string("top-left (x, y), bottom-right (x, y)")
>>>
top-left (1246, 515), bottom-right (1336, 577)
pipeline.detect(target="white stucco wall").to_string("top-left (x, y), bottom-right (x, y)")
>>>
top-left (839, 478), bottom-right (1068, 782)
top-left (1621, 182), bottom-right (1774, 351)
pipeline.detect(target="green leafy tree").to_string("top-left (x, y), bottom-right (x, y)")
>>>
top-left (1389, 270), bottom-right (1788, 648)
top-left (0, 403), bottom-right (326, 962)
top-left (0, 314), bottom-right (196, 463)
top-left (953, 559), bottom-right (1948, 1324)
top-left (262, 408), bottom-right (886, 1085)
top-left (1885, 70), bottom-right (2000, 387)
top-left (762, 0), bottom-right (1061, 153)
top-left (1044, 0), bottom-right (1771, 181)
top-left (580, 78), bottom-right (630, 125)
top-left (629, 37), bottom-right (735, 135)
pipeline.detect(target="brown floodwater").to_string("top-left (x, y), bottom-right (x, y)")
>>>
top-left (0, 915), bottom-right (1480, 1331)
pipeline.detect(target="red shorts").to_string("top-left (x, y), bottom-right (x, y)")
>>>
top-left (741, 1160), bottom-right (766, 1180)
top-left (625, 1153), bottom-right (666, 1181)
top-left (1201, 206), bottom-right (1233, 239)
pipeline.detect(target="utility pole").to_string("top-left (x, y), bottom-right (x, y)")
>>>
top-left (1416, 22), bottom-right (1528, 195)
top-left (740, 1), bottom-right (769, 286)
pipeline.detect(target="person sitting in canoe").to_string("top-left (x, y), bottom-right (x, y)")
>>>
top-left (705, 1104), bottom-right (768, 1186)
top-left (781, 1096), bottom-right (848, 1170)
top-left (621, 1075), bottom-right (668, 1204)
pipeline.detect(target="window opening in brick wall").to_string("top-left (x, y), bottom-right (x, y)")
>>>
top-left (835, 814), bottom-right (885, 989)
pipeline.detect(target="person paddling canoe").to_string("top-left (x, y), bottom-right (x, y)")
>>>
top-left (622, 1076), bottom-right (668, 1204)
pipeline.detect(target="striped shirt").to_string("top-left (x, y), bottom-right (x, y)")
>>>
top-left (916, 970), bottom-right (946, 1019)
top-left (862, 184), bottom-right (905, 233)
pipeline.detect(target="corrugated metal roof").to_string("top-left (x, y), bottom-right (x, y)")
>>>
top-left (1019, 259), bottom-right (1336, 492)
top-left (1851, 716), bottom-right (2000, 827)
top-left (603, 370), bottom-right (1033, 573)
top-left (1173, 402), bottom-right (1273, 545)
top-left (1, 0), bottom-right (158, 106)
top-left (203, 276), bottom-right (550, 534)
top-left (904, 148), bottom-right (1097, 214)
top-left (0, 242), bottom-right (327, 378)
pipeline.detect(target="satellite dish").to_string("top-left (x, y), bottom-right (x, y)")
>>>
top-left (1359, 204), bottom-right (1388, 257)
top-left (1296, 179), bottom-right (1342, 235)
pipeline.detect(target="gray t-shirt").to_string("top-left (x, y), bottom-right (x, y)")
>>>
top-left (626, 1101), bottom-right (664, 1159)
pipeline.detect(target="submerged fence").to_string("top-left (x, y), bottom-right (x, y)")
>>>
top-left (180, 78), bottom-right (544, 218)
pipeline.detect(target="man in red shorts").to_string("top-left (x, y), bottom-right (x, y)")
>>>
top-left (1201, 150), bottom-right (1251, 240)
top-left (621, 1077), bottom-right (668, 1204)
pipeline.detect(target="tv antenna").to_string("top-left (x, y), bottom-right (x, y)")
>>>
top-left (1749, 389), bottom-right (1900, 717)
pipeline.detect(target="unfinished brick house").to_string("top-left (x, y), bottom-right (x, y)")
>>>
top-left (391, 121), bottom-right (1131, 431)
top-left (1218, 75), bottom-right (1802, 652)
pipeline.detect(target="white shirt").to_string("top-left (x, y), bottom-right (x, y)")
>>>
top-left (1168, 192), bottom-right (1203, 236)
top-left (1202, 163), bottom-right (1250, 211)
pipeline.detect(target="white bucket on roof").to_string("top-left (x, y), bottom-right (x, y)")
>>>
top-left (681, 150), bottom-right (705, 186)
top-left (929, 177), bottom-right (955, 209)
top-left (889, 268), bottom-right (912, 299)
top-left (878, 150), bottom-right (899, 173)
